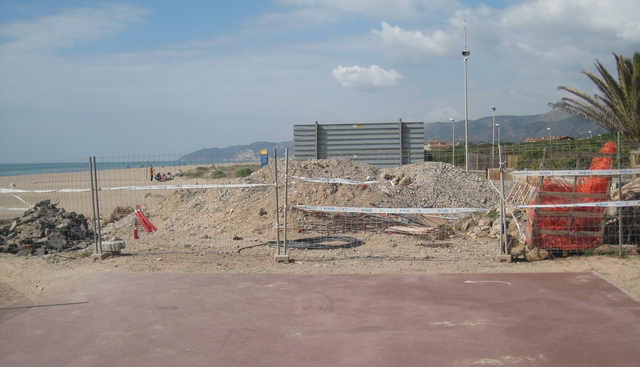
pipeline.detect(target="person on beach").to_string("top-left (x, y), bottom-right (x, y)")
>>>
top-left (149, 166), bottom-right (154, 182)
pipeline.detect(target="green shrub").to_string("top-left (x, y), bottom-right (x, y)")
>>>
top-left (211, 170), bottom-right (226, 178)
top-left (235, 168), bottom-right (253, 177)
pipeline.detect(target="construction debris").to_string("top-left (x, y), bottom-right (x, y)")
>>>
top-left (0, 200), bottom-right (93, 255)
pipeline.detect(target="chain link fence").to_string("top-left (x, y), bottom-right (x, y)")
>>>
top-left (1, 142), bottom-right (639, 259)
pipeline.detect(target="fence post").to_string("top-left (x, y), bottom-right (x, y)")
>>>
top-left (499, 144), bottom-right (507, 255)
top-left (92, 157), bottom-right (102, 254)
top-left (274, 149), bottom-right (280, 255)
top-left (617, 132), bottom-right (623, 258)
top-left (89, 157), bottom-right (99, 254)
top-left (284, 148), bottom-right (289, 255)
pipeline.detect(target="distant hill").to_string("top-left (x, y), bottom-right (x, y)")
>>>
top-left (179, 141), bottom-right (293, 162)
top-left (181, 111), bottom-right (608, 161)
top-left (425, 110), bottom-right (607, 143)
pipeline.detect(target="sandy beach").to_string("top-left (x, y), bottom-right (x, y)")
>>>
top-left (0, 164), bottom-right (245, 221)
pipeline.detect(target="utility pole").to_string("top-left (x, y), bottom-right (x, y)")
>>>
top-left (462, 22), bottom-right (470, 171)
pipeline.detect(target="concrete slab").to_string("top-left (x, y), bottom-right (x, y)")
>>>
top-left (1, 272), bottom-right (639, 367)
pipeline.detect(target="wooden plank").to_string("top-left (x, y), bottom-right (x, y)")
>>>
top-left (384, 226), bottom-right (435, 235)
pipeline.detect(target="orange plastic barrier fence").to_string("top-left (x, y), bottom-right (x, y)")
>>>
top-left (526, 142), bottom-right (615, 251)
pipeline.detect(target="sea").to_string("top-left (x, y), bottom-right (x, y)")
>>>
top-left (0, 160), bottom-right (225, 177)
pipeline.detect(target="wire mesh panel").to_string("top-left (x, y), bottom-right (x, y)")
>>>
top-left (428, 137), bottom-right (639, 171)
top-left (0, 158), bottom-right (95, 255)
top-left (0, 154), bottom-right (269, 256)
top-left (281, 156), bottom-right (498, 247)
top-left (92, 155), bottom-right (269, 243)
top-left (513, 170), bottom-right (640, 255)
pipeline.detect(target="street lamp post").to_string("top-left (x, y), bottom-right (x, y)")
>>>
top-left (587, 130), bottom-right (592, 139)
top-left (449, 117), bottom-right (456, 165)
top-left (462, 23), bottom-right (470, 171)
top-left (491, 106), bottom-right (496, 168)
top-left (496, 124), bottom-right (501, 146)
top-left (546, 127), bottom-right (551, 139)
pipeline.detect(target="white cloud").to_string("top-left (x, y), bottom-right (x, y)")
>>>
top-left (496, 0), bottom-right (640, 60)
top-left (372, 21), bottom-right (452, 61)
top-left (0, 4), bottom-right (149, 54)
top-left (332, 64), bottom-right (402, 89)
top-left (368, 0), bottom-right (640, 67)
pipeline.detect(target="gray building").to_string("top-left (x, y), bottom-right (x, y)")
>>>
top-left (294, 121), bottom-right (424, 168)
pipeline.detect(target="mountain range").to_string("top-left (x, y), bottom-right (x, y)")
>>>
top-left (426, 109), bottom-right (606, 143)
top-left (180, 141), bottom-right (293, 162)
top-left (180, 110), bottom-right (607, 161)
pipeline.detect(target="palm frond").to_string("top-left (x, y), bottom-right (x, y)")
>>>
top-left (550, 52), bottom-right (640, 143)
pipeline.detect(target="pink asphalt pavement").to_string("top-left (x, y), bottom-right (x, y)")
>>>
top-left (1, 272), bottom-right (639, 367)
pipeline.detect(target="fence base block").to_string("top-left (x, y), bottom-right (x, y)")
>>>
top-left (92, 252), bottom-right (112, 261)
top-left (495, 254), bottom-right (512, 263)
top-left (274, 254), bottom-right (291, 264)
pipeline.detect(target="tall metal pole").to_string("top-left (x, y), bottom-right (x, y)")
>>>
top-left (284, 148), bottom-right (289, 256)
top-left (491, 106), bottom-right (496, 168)
top-left (274, 149), bottom-right (280, 255)
top-left (462, 23), bottom-right (470, 171)
top-left (449, 117), bottom-right (455, 164)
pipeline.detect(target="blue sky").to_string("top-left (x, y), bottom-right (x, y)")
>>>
top-left (1, 0), bottom-right (639, 162)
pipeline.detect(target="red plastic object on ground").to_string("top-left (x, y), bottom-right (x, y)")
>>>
top-left (132, 219), bottom-right (140, 240)
top-left (526, 142), bottom-right (615, 251)
top-left (134, 205), bottom-right (157, 233)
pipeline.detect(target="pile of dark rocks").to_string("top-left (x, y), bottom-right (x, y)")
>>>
top-left (0, 200), bottom-right (94, 256)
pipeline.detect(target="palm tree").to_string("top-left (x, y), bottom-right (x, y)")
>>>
top-left (550, 52), bottom-right (640, 142)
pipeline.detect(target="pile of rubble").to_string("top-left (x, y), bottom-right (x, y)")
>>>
top-left (125, 159), bottom-right (500, 240)
top-left (0, 200), bottom-right (94, 256)
top-left (458, 208), bottom-right (552, 261)
top-left (248, 159), bottom-right (499, 209)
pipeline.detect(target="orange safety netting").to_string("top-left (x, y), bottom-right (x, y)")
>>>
top-left (526, 142), bottom-right (615, 251)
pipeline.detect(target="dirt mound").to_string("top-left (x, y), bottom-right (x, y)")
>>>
top-left (103, 159), bottom-right (498, 240)
top-left (0, 200), bottom-right (93, 255)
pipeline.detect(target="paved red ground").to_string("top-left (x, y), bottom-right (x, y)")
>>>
top-left (1, 272), bottom-right (639, 367)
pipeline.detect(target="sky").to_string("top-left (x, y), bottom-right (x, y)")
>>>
top-left (0, 0), bottom-right (638, 163)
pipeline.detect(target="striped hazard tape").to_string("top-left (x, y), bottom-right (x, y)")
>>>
top-left (517, 200), bottom-right (640, 209)
top-left (292, 176), bottom-right (380, 185)
top-left (0, 183), bottom-right (268, 194)
top-left (512, 168), bottom-right (640, 177)
top-left (292, 204), bottom-right (488, 214)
